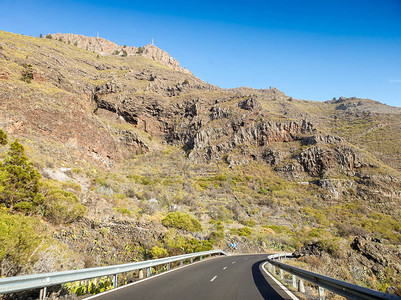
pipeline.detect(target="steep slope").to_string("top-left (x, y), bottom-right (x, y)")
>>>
top-left (0, 30), bottom-right (400, 296)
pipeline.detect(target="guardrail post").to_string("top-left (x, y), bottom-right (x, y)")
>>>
top-left (191, 257), bottom-right (193, 263)
top-left (39, 287), bottom-right (47, 300)
top-left (167, 262), bottom-right (170, 271)
top-left (280, 269), bottom-right (283, 280)
top-left (200, 255), bottom-right (202, 261)
top-left (273, 265), bottom-right (276, 275)
top-left (139, 269), bottom-right (144, 279)
top-left (268, 263), bottom-right (272, 272)
top-left (113, 274), bottom-right (118, 288)
top-left (298, 279), bottom-right (305, 293)
top-left (209, 254), bottom-right (212, 258)
top-left (180, 260), bottom-right (183, 267)
top-left (319, 286), bottom-right (325, 300)
top-left (292, 275), bottom-right (297, 288)
top-left (147, 267), bottom-right (151, 278)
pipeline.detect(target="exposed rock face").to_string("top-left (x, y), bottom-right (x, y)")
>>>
top-left (293, 236), bottom-right (401, 296)
top-left (350, 236), bottom-right (401, 278)
top-left (188, 119), bottom-right (315, 162)
top-left (314, 179), bottom-right (353, 199)
top-left (297, 146), bottom-right (362, 177)
top-left (262, 149), bottom-right (282, 165)
top-left (50, 33), bottom-right (190, 73)
top-left (142, 45), bottom-right (190, 73)
top-left (238, 96), bottom-right (261, 111)
top-left (50, 33), bottom-right (120, 54)
top-left (302, 134), bottom-right (343, 145)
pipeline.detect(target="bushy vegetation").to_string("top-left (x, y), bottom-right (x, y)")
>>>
top-left (0, 139), bottom-right (44, 213)
top-left (42, 180), bottom-right (87, 224)
top-left (20, 63), bottom-right (34, 83)
top-left (65, 278), bottom-right (113, 296)
top-left (0, 206), bottom-right (46, 275)
top-left (0, 130), bottom-right (7, 146)
top-left (161, 230), bottom-right (212, 255)
top-left (162, 212), bottom-right (202, 232)
top-left (150, 246), bottom-right (168, 258)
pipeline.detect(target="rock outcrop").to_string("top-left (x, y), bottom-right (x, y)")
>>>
top-left (50, 33), bottom-right (190, 73)
top-left (295, 236), bottom-right (401, 280)
top-left (297, 146), bottom-right (362, 177)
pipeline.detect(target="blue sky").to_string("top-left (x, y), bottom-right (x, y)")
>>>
top-left (1, 0), bottom-right (400, 106)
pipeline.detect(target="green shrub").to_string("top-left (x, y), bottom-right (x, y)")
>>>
top-left (137, 46), bottom-right (144, 54)
top-left (151, 246), bottom-right (168, 258)
top-left (0, 207), bottom-right (46, 268)
top-left (238, 227), bottom-right (252, 237)
top-left (65, 278), bottom-right (113, 296)
top-left (258, 188), bottom-right (269, 195)
top-left (113, 206), bottom-right (131, 216)
top-left (319, 238), bottom-right (340, 257)
top-left (187, 238), bottom-right (212, 252)
top-left (43, 185), bottom-right (86, 223)
top-left (0, 140), bottom-right (44, 211)
top-left (241, 219), bottom-right (256, 227)
top-left (210, 230), bottom-right (225, 243)
top-left (229, 227), bottom-right (252, 236)
top-left (162, 231), bottom-right (212, 254)
top-left (162, 212), bottom-right (202, 232)
top-left (45, 34), bottom-right (52, 39)
top-left (0, 129), bottom-right (7, 146)
top-left (213, 174), bottom-right (227, 181)
top-left (21, 64), bottom-right (34, 83)
top-left (122, 50), bottom-right (128, 57)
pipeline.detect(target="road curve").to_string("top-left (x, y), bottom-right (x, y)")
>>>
top-left (88, 254), bottom-right (296, 300)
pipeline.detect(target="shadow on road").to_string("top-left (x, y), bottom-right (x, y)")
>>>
top-left (252, 260), bottom-right (284, 300)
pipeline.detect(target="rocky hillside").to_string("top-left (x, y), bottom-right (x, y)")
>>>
top-left (0, 30), bottom-right (400, 297)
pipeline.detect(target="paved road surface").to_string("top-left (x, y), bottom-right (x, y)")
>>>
top-left (89, 254), bottom-right (296, 300)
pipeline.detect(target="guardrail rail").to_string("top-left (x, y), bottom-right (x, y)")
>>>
top-left (266, 253), bottom-right (400, 300)
top-left (0, 249), bottom-right (228, 299)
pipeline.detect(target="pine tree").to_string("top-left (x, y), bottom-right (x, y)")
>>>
top-left (0, 140), bottom-right (44, 211)
top-left (0, 130), bottom-right (7, 146)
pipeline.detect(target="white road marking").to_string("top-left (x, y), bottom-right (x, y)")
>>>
top-left (261, 262), bottom-right (299, 300)
top-left (85, 255), bottom-right (222, 299)
top-left (244, 258), bottom-right (248, 260)
top-left (223, 266), bottom-right (227, 270)
top-left (210, 275), bottom-right (217, 282)
top-left (232, 261), bottom-right (236, 264)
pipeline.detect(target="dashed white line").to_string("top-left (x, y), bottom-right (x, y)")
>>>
top-left (244, 258), bottom-right (248, 260)
top-left (223, 266), bottom-right (227, 270)
top-left (232, 261), bottom-right (236, 264)
top-left (210, 275), bottom-right (217, 282)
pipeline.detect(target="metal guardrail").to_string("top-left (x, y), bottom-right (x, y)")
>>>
top-left (266, 253), bottom-right (400, 300)
top-left (0, 249), bottom-right (227, 298)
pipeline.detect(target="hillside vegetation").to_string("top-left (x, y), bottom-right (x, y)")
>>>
top-left (0, 30), bottom-right (400, 296)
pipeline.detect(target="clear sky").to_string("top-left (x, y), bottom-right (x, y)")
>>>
top-left (1, 0), bottom-right (400, 107)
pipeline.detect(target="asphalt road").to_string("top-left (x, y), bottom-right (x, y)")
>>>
top-left (89, 254), bottom-right (296, 300)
